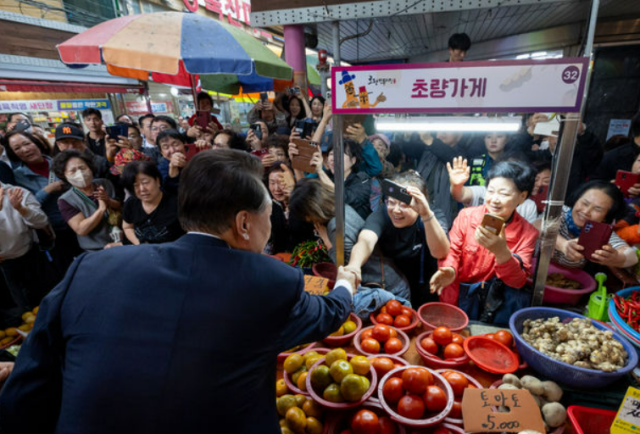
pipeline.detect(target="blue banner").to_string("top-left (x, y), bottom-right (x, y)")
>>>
top-left (58, 100), bottom-right (111, 111)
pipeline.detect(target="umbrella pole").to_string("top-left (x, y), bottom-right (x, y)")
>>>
top-left (143, 82), bottom-right (153, 113)
top-left (332, 20), bottom-right (345, 269)
top-left (190, 75), bottom-right (199, 112)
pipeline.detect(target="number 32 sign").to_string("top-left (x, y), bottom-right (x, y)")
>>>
top-left (462, 389), bottom-right (546, 433)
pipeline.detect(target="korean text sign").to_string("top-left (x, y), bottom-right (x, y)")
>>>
top-left (331, 58), bottom-right (589, 114)
top-left (462, 389), bottom-right (545, 433)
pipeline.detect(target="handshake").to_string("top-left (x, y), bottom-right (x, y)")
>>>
top-left (336, 266), bottom-right (361, 295)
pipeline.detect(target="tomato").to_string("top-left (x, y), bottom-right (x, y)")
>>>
top-left (376, 313), bottom-right (394, 326)
top-left (372, 324), bottom-right (391, 343)
top-left (451, 333), bottom-right (464, 345)
top-left (361, 329), bottom-right (374, 342)
top-left (397, 394), bottom-right (425, 419)
top-left (389, 327), bottom-right (398, 339)
top-left (394, 314), bottom-right (411, 328)
top-left (485, 333), bottom-right (495, 340)
top-left (443, 343), bottom-right (465, 360)
top-left (382, 377), bottom-right (404, 403)
top-left (378, 416), bottom-right (398, 434)
top-left (420, 337), bottom-right (439, 355)
top-left (351, 409), bottom-right (379, 434)
top-left (386, 299), bottom-right (403, 317)
top-left (424, 385), bottom-right (448, 413)
top-left (443, 371), bottom-right (469, 396)
top-left (371, 357), bottom-right (395, 377)
top-left (361, 338), bottom-right (381, 354)
top-left (434, 427), bottom-right (454, 434)
top-left (380, 306), bottom-right (387, 314)
top-left (432, 327), bottom-right (452, 346)
top-left (394, 363), bottom-right (404, 370)
top-left (401, 367), bottom-right (433, 395)
top-left (384, 337), bottom-right (403, 355)
top-left (401, 307), bottom-right (413, 317)
top-left (494, 330), bottom-right (514, 347)
top-left (449, 400), bottom-right (462, 419)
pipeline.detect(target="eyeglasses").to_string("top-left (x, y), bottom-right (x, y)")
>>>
top-left (151, 125), bottom-right (170, 132)
top-left (385, 198), bottom-right (411, 210)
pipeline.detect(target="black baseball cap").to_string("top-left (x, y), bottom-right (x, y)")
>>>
top-left (55, 123), bottom-right (84, 142)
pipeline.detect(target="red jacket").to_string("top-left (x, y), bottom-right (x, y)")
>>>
top-left (439, 206), bottom-right (539, 305)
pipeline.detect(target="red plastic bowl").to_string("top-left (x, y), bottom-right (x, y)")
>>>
top-left (378, 365), bottom-right (454, 428)
top-left (435, 369), bottom-right (482, 425)
top-left (277, 341), bottom-right (318, 364)
top-left (322, 312), bottom-right (362, 347)
top-left (354, 325), bottom-right (411, 357)
top-left (367, 355), bottom-right (410, 399)
top-left (526, 260), bottom-right (596, 306)
top-left (463, 336), bottom-right (518, 374)
top-left (415, 331), bottom-right (470, 369)
top-left (417, 303), bottom-right (469, 332)
top-left (312, 262), bottom-right (337, 289)
top-left (282, 347), bottom-right (331, 396)
top-left (370, 306), bottom-right (420, 333)
top-left (0, 334), bottom-right (22, 350)
top-left (327, 399), bottom-right (408, 434)
top-left (306, 354), bottom-right (378, 409)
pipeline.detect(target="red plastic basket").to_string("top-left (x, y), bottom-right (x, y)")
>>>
top-left (417, 303), bottom-right (469, 332)
top-left (312, 262), bottom-right (337, 289)
top-left (282, 348), bottom-right (331, 396)
top-left (370, 306), bottom-right (420, 333)
top-left (567, 405), bottom-right (616, 434)
top-left (322, 312), bottom-right (362, 347)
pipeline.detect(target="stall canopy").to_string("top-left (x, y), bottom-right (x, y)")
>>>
top-left (0, 78), bottom-right (143, 94)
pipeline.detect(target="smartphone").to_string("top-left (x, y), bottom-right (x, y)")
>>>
top-left (250, 148), bottom-right (269, 160)
top-left (529, 184), bottom-right (550, 214)
top-left (294, 120), bottom-right (318, 140)
top-left (381, 179), bottom-right (412, 205)
top-left (250, 123), bottom-right (263, 141)
top-left (578, 220), bottom-right (613, 262)
top-left (291, 87), bottom-right (300, 95)
top-left (615, 170), bottom-right (640, 196)
top-left (195, 110), bottom-right (212, 131)
top-left (290, 138), bottom-right (318, 173)
top-left (106, 124), bottom-right (128, 139)
top-left (260, 92), bottom-right (268, 103)
top-left (481, 213), bottom-right (505, 235)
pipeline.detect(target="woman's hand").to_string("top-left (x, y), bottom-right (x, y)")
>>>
top-left (475, 225), bottom-right (511, 263)
top-left (207, 121), bottom-right (219, 135)
top-left (97, 199), bottom-right (107, 213)
top-left (43, 180), bottom-right (64, 194)
top-left (288, 141), bottom-right (299, 160)
top-left (560, 238), bottom-right (584, 262)
top-left (310, 150), bottom-right (324, 174)
top-left (341, 265), bottom-right (361, 289)
top-left (345, 123), bottom-right (366, 144)
top-left (591, 244), bottom-right (625, 267)
top-left (194, 139), bottom-right (211, 150)
top-left (322, 101), bottom-right (332, 120)
top-left (104, 242), bottom-right (123, 249)
top-left (446, 157), bottom-right (470, 187)
top-left (261, 154), bottom-right (276, 169)
top-left (430, 267), bottom-right (456, 295)
top-left (187, 125), bottom-right (203, 138)
top-left (93, 186), bottom-right (110, 203)
top-left (7, 188), bottom-right (25, 212)
top-left (406, 186), bottom-right (431, 219)
top-left (278, 164), bottom-right (295, 197)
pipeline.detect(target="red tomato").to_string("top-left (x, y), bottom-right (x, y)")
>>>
top-left (451, 333), bottom-right (464, 345)
top-left (382, 377), bottom-right (404, 403)
top-left (434, 427), bottom-right (453, 434)
top-left (384, 337), bottom-right (403, 354)
top-left (485, 333), bottom-right (495, 340)
top-left (386, 299), bottom-right (403, 317)
top-left (443, 343), bottom-right (465, 360)
top-left (443, 371), bottom-right (469, 396)
top-left (401, 307), bottom-right (413, 317)
top-left (394, 314), bottom-right (411, 328)
top-left (394, 363), bottom-right (404, 369)
top-left (351, 409), bottom-right (379, 434)
top-left (376, 313), bottom-right (394, 326)
top-left (361, 338), bottom-right (381, 354)
top-left (389, 327), bottom-right (398, 338)
top-left (371, 357), bottom-right (395, 377)
top-left (372, 324), bottom-right (391, 343)
top-left (378, 416), bottom-right (398, 434)
top-left (361, 329), bottom-right (374, 342)
top-left (424, 385), bottom-right (448, 412)
top-left (397, 394), bottom-right (425, 419)
top-left (449, 400), bottom-right (462, 419)
top-left (380, 306), bottom-right (387, 314)
top-left (432, 327), bottom-right (453, 346)
top-left (401, 367), bottom-right (433, 395)
top-left (420, 337), bottom-right (439, 355)
top-left (495, 330), bottom-right (514, 347)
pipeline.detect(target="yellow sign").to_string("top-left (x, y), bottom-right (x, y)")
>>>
top-left (612, 386), bottom-right (640, 434)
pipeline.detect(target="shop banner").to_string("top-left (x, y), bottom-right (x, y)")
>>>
top-left (58, 100), bottom-right (110, 111)
top-left (0, 100), bottom-right (57, 112)
top-left (331, 58), bottom-right (589, 114)
top-left (607, 119), bottom-right (631, 140)
top-left (125, 101), bottom-right (174, 116)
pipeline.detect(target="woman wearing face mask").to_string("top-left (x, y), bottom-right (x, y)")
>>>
top-left (431, 161), bottom-right (539, 306)
top-left (466, 133), bottom-right (511, 186)
top-left (53, 150), bottom-right (122, 251)
top-left (345, 171), bottom-right (450, 307)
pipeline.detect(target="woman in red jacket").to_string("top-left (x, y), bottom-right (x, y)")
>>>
top-left (430, 160), bottom-right (539, 306)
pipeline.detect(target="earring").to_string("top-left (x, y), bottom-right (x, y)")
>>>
top-left (242, 233), bottom-right (249, 240)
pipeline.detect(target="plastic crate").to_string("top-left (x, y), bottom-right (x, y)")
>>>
top-left (567, 405), bottom-right (616, 434)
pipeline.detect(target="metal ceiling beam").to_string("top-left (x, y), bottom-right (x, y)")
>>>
top-left (251, 0), bottom-right (579, 27)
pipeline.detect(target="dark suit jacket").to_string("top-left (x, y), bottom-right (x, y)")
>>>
top-left (0, 234), bottom-right (352, 434)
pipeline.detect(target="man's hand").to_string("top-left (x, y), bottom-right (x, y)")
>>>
top-left (187, 125), bottom-right (203, 139)
top-left (340, 265), bottom-right (361, 289)
top-left (310, 150), bottom-right (324, 174)
top-left (207, 121), bottom-right (219, 135)
top-left (104, 242), bottom-right (123, 249)
top-left (528, 113), bottom-right (549, 136)
top-left (346, 123), bottom-right (367, 145)
top-left (406, 186), bottom-right (431, 219)
top-left (194, 139), bottom-right (211, 150)
top-left (430, 267), bottom-right (455, 295)
top-left (279, 164), bottom-right (295, 197)
top-left (262, 154), bottom-right (277, 168)
top-left (170, 153), bottom-right (187, 170)
top-left (8, 188), bottom-right (25, 212)
top-left (0, 362), bottom-right (14, 384)
top-left (262, 100), bottom-right (274, 111)
top-left (446, 157), bottom-right (470, 187)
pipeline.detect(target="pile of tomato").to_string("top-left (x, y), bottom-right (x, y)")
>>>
top-left (338, 408), bottom-right (402, 434)
top-left (360, 325), bottom-right (404, 355)
top-left (419, 326), bottom-right (465, 360)
top-left (381, 367), bottom-right (448, 420)
top-left (374, 300), bottom-right (414, 329)
top-left (438, 371), bottom-right (475, 419)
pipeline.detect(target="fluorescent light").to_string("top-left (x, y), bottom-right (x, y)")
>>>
top-left (531, 51), bottom-right (548, 58)
top-left (516, 54), bottom-right (530, 59)
top-left (170, 87), bottom-right (180, 97)
top-left (376, 117), bottom-right (522, 133)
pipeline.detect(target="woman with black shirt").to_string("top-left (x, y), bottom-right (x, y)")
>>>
top-left (120, 161), bottom-right (184, 245)
top-left (345, 171), bottom-right (450, 307)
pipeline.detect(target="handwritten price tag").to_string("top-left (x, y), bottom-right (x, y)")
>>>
top-left (612, 387), bottom-right (640, 434)
top-left (462, 389), bottom-right (545, 433)
top-left (304, 275), bottom-right (330, 295)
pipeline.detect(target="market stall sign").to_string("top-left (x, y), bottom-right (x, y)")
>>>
top-left (125, 101), bottom-right (174, 115)
top-left (612, 386), bottom-right (640, 434)
top-left (0, 100), bottom-right (57, 112)
top-left (462, 389), bottom-right (545, 433)
top-left (58, 100), bottom-right (110, 111)
top-left (303, 275), bottom-right (330, 295)
top-left (331, 58), bottom-right (589, 114)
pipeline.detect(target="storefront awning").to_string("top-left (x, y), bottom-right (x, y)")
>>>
top-left (0, 78), bottom-right (144, 94)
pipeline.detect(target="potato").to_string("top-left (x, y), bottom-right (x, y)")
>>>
top-left (541, 381), bottom-right (563, 402)
top-left (542, 402), bottom-right (567, 428)
top-left (499, 383), bottom-right (520, 391)
top-left (521, 375), bottom-right (544, 395)
top-left (502, 373), bottom-right (522, 388)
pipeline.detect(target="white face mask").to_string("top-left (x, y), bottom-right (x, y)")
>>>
top-left (67, 170), bottom-right (92, 188)
top-left (540, 140), bottom-right (550, 150)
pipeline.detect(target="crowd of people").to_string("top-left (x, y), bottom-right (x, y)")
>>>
top-left (1, 86), bottom-right (640, 327)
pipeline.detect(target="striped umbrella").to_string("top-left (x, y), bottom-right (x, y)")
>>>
top-left (57, 12), bottom-right (292, 94)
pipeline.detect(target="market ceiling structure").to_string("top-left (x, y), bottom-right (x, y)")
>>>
top-left (252, 0), bottom-right (640, 64)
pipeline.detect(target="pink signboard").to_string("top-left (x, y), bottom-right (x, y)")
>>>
top-left (331, 58), bottom-right (589, 114)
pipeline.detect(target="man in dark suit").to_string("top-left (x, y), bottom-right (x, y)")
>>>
top-left (0, 149), bottom-right (357, 434)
